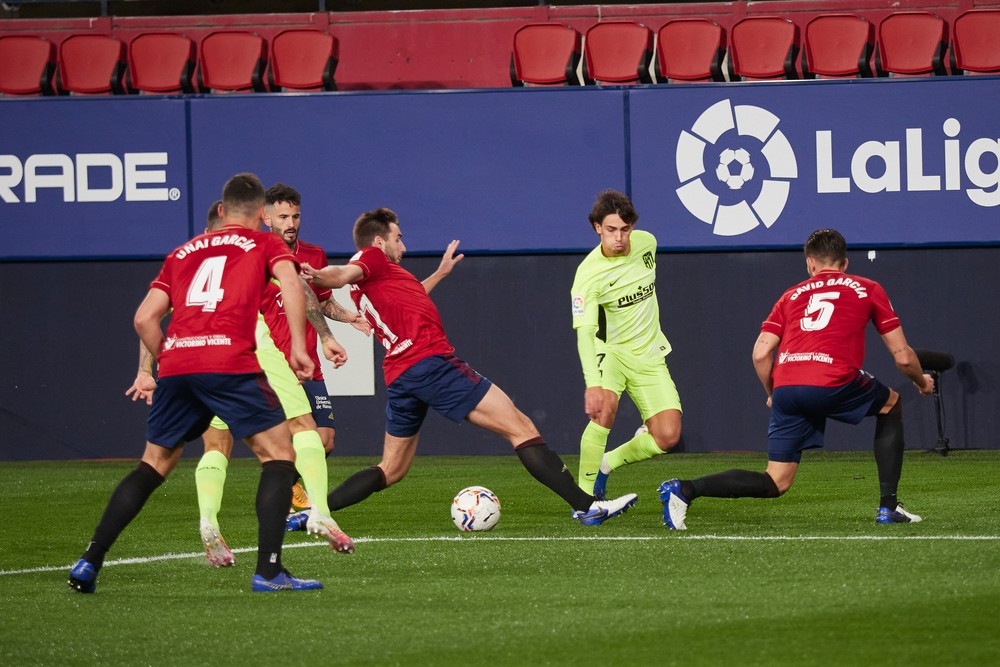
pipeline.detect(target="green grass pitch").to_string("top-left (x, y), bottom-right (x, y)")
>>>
top-left (2, 451), bottom-right (999, 666)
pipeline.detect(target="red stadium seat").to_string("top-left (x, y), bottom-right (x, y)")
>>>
top-left (803, 14), bottom-right (874, 78)
top-left (0, 35), bottom-right (56, 96)
top-left (58, 34), bottom-right (127, 95)
top-left (510, 23), bottom-right (581, 86)
top-left (583, 21), bottom-right (654, 85)
top-left (198, 31), bottom-right (267, 93)
top-left (876, 12), bottom-right (948, 76)
top-left (730, 16), bottom-right (799, 81)
top-left (269, 29), bottom-right (337, 92)
top-left (128, 33), bottom-right (196, 94)
top-left (952, 9), bottom-right (1000, 75)
top-left (655, 18), bottom-right (726, 83)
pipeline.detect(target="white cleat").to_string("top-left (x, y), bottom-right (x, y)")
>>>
top-left (200, 520), bottom-right (236, 567)
top-left (307, 513), bottom-right (355, 554)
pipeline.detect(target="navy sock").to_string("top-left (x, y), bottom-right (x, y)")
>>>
top-left (328, 465), bottom-right (387, 512)
top-left (874, 400), bottom-right (905, 510)
top-left (689, 469), bottom-right (780, 499)
top-left (256, 460), bottom-right (297, 579)
top-left (515, 438), bottom-right (593, 512)
top-left (83, 461), bottom-right (164, 570)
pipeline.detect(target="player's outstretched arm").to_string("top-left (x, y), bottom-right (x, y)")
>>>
top-left (301, 262), bottom-right (364, 289)
top-left (422, 239), bottom-right (464, 294)
top-left (881, 327), bottom-right (934, 396)
top-left (320, 295), bottom-right (372, 336)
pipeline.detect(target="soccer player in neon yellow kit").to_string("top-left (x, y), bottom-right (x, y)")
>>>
top-left (571, 189), bottom-right (683, 499)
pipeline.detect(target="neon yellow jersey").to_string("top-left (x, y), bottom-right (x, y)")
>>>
top-left (570, 229), bottom-right (671, 386)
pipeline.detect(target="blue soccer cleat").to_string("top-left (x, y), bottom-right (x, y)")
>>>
top-left (876, 504), bottom-right (922, 524)
top-left (68, 558), bottom-right (98, 594)
top-left (572, 493), bottom-right (638, 526)
top-left (251, 569), bottom-right (323, 592)
top-left (285, 510), bottom-right (310, 532)
top-left (658, 479), bottom-right (689, 531)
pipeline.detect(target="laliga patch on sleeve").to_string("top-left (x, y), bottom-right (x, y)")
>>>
top-left (571, 295), bottom-right (585, 317)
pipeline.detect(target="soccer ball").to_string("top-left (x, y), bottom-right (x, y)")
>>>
top-left (450, 486), bottom-right (501, 532)
top-left (716, 148), bottom-right (755, 190)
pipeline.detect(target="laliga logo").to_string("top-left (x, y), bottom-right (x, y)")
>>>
top-left (675, 99), bottom-right (798, 236)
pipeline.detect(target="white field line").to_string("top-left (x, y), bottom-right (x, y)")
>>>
top-left (3, 533), bottom-right (999, 577)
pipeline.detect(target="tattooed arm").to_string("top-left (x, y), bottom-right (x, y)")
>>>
top-left (304, 279), bottom-right (348, 368)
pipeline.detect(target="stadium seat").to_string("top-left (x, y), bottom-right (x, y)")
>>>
top-left (876, 12), bottom-right (948, 76)
top-left (655, 18), bottom-right (726, 83)
top-left (729, 16), bottom-right (799, 81)
top-left (803, 14), bottom-right (874, 78)
top-left (583, 21), bottom-right (654, 85)
top-left (127, 33), bottom-right (196, 94)
top-left (510, 23), bottom-right (582, 86)
top-left (0, 35), bottom-right (56, 96)
top-left (57, 34), bottom-right (127, 95)
top-left (198, 31), bottom-right (267, 93)
top-left (952, 9), bottom-right (1000, 75)
top-left (269, 29), bottom-right (337, 92)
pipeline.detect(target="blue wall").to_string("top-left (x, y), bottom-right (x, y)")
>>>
top-left (1, 79), bottom-right (997, 460)
top-left (3, 76), bottom-right (1000, 261)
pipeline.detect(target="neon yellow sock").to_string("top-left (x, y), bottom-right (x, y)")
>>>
top-left (606, 431), bottom-right (663, 472)
top-left (195, 450), bottom-right (228, 528)
top-left (578, 422), bottom-right (610, 494)
top-left (292, 430), bottom-right (331, 516)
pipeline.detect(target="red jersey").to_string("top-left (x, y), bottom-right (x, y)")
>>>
top-left (151, 225), bottom-right (296, 377)
top-left (762, 269), bottom-right (901, 388)
top-left (348, 245), bottom-right (454, 385)
top-left (259, 239), bottom-right (331, 381)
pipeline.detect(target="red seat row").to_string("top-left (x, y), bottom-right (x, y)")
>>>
top-left (511, 9), bottom-right (1000, 86)
top-left (0, 29), bottom-right (337, 96)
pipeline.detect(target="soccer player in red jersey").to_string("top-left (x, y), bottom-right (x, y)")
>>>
top-left (236, 183), bottom-right (369, 523)
top-left (303, 208), bottom-right (639, 525)
top-left (660, 229), bottom-right (934, 530)
top-left (70, 173), bottom-right (325, 593)
top-left (261, 183), bottom-right (369, 459)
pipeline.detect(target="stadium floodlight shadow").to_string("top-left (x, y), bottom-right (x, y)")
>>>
top-left (914, 348), bottom-right (955, 456)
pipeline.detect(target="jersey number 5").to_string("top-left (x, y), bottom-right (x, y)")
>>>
top-left (186, 256), bottom-right (227, 312)
top-left (800, 291), bottom-right (839, 331)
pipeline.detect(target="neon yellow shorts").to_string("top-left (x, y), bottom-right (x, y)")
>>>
top-left (596, 346), bottom-right (682, 421)
top-left (209, 318), bottom-right (311, 431)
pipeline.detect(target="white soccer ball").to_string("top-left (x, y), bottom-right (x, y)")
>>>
top-left (451, 486), bottom-right (501, 532)
top-left (716, 147), bottom-right (755, 190)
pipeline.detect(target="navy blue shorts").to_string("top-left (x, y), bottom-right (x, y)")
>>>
top-left (385, 354), bottom-right (493, 438)
top-left (767, 371), bottom-right (890, 464)
top-left (147, 373), bottom-right (286, 448)
top-left (303, 379), bottom-right (336, 430)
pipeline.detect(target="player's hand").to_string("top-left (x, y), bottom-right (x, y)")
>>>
top-left (584, 386), bottom-right (605, 421)
top-left (125, 373), bottom-right (157, 406)
top-left (348, 311), bottom-right (372, 336)
top-left (300, 263), bottom-right (317, 283)
top-left (916, 373), bottom-right (935, 396)
top-left (765, 395), bottom-right (773, 409)
top-left (436, 240), bottom-right (464, 277)
top-left (290, 348), bottom-right (315, 382)
top-left (321, 337), bottom-right (348, 368)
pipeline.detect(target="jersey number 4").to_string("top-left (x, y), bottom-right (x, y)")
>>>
top-left (800, 291), bottom-right (840, 331)
top-left (186, 256), bottom-right (227, 312)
